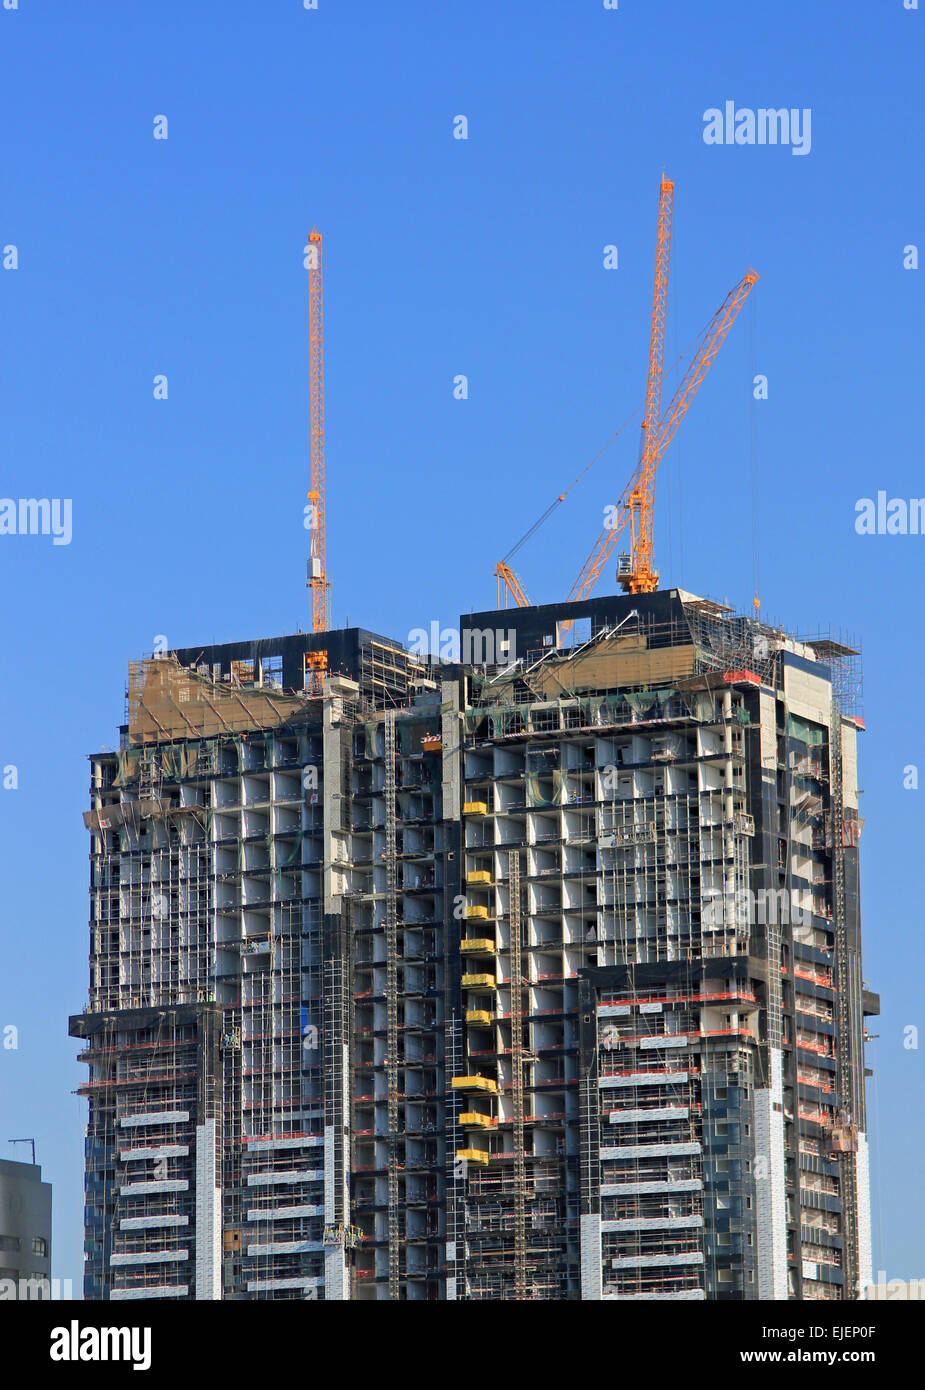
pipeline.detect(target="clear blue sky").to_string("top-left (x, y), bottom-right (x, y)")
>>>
top-left (1, 0), bottom-right (922, 1293)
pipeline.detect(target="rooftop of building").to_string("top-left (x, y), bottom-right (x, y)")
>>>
top-left (0, 1159), bottom-right (46, 1183)
top-left (89, 587), bottom-right (862, 759)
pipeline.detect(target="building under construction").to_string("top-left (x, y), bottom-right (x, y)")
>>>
top-left (70, 588), bottom-right (878, 1300)
top-left (71, 179), bottom-right (876, 1299)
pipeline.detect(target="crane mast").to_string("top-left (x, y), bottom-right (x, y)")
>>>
top-left (307, 227), bottom-right (330, 635)
top-left (625, 173), bottom-right (674, 594)
top-left (496, 560), bottom-right (532, 609)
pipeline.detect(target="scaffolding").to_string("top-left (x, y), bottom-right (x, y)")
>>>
top-left (74, 595), bottom-right (872, 1302)
top-left (829, 705), bottom-right (859, 1297)
top-left (508, 850), bottom-right (528, 1297)
top-left (384, 711), bottom-right (401, 1299)
top-left (72, 1004), bottom-right (222, 1300)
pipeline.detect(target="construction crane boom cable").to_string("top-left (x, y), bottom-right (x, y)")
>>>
top-left (496, 296), bottom-right (738, 580)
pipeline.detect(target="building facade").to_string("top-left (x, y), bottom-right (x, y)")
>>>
top-left (71, 590), bottom-right (877, 1299)
top-left (0, 1158), bottom-right (52, 1298)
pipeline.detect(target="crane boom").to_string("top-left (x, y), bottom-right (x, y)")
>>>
top-left (307, 227), bottom-right (330, 634)
top-left (650, 269), bottom-right (760, 465)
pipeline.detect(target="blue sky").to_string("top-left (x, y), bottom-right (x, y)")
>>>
top-left (1, 0), bottom-right (922, 1292)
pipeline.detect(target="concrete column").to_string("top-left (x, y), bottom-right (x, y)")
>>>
top-left (752, 1050), bottom-right (788, 1300)
top-left (194, 1120), bottom-right (222, 1299)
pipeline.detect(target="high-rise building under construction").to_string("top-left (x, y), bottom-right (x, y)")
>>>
top-left (71, 587), bottom-right (878, 1300)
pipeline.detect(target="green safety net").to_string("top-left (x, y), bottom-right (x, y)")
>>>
top-left (114, 742), bottom-right (217, 786)
top-left (361, 721), bottom-right (379, 759)
top-left (463, 710), bottom-right (486, 736)
top-left (787, 714), bottom-right (826, 746)
top-left (490, 706), bottom-right (523, 738)
top-left (599, 694), bottom-right (628, 721)
top-left (160, 745), bottom-right (184, 781)
top-left (582, 696), bottom-right (604, 726)
top-left (399, 722), bottom-right (427, 755)
top-left (526, 773), bottom-right (551, 807)
top-left (276, 836), bottom-right (301, 868)
top-left (526, 770), bottom-right (567, 807)
top-left (114, 749), bottom-right (142, 786)
top-left (275, 824), bottom-right (302, 893)
top-left (626, 692), bottom-right (656, 715)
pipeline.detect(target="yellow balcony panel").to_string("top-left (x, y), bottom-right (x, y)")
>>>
top-left (465, 1009), bottom-right (492, 1026)
top-left (467, 870), bottom-right (492, 884)
top-left (463, 801), bottom-right (490, 816)
top-left (460, 938), bottom-right (496, 955)
top-left (456, 1148), bottom-right (490, 1167)
top-left (461, 973), bottom-right (496, 990)
top-left (459, 1112), bottom-right (495, 1129)
top-left (451, 1075), bottom-right (499, 1094)
top-left (465, 905), bottom-right (490, 920)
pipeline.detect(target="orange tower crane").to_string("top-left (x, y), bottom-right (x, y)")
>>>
top-left (566, 175), bottom-right (758, 617)
top-left (494, 176), bottom-right (758, 636)
top-left (307, 227), bottom-right (330, 635)
top-left (564, 267), bottom-right (759, 617)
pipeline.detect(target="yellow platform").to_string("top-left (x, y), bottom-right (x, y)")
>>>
top-left (451, 1075), bottom-right (499, 1094)
top-left (459, 1112), bottom-right (494, 1129)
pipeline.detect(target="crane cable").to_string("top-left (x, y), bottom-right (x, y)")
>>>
top-left (499, 308), bottom-right (723, 568)
top-left (500, 409), bottom-right (639, 565)
top-left (749, 293), bottom-right (761, 612)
